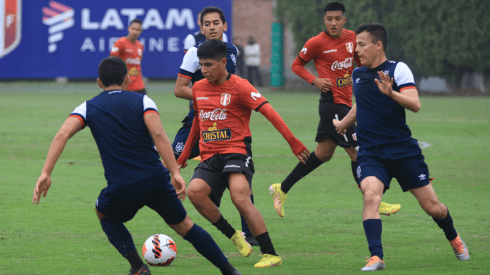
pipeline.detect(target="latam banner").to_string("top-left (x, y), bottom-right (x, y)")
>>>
top-left (0, 0), bottom-right (233, 78)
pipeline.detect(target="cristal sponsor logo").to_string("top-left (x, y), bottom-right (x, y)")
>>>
top-left (202, 122), bottom-right (231, 143)
top-left (199, 108), bottom-right (227, 121)
top-left (336, 71), bottom-right (352, 87)
top-left (42, 1), bottom-right (75, 53)
top-left (331, 57), bottom-right (353, 71)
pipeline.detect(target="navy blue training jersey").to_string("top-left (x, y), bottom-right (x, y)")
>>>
top-left (353, 60), bottom-right (420, 158)
top-left (70, 90), bottom-right (167, 188)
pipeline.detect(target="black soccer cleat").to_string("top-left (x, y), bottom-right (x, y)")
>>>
top-left (128, 263), bottom-right (151, 275)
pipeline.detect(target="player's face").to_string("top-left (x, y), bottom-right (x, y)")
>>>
top-left (201, 12), bottom-right (228, 41)
top-left (199, 57), bottom-right (227, 84)
top-left (128, 23), bottom-right (142, 41)
top-left (324, 11), bottom-right (346, 38)
top-left (356, 31), bottom-right (382, 68)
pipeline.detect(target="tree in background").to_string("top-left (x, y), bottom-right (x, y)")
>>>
top-left (276, 0), bottom-right (490, 92)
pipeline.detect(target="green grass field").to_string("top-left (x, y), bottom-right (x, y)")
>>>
top-left (1, 81), bottom-right (489, 274)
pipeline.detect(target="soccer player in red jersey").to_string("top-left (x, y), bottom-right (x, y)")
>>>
top-left (110, 19), bottom-right (147, 95)
top-left (177, 39), bottom-right (310, 268)
top-left (269, 2), bottom-right (401, 217)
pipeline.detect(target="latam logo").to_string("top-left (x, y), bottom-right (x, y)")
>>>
top-left (42, 1), bottom-right (74, 53)
top-left (0, 0), bottom-right (22, 59)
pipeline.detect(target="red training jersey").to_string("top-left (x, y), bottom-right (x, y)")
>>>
top-left (298, 29), bottom-right (360, 106)
top-left (110, 37), bottom-right (145, 91)
top-left (192, 74), bottom-right (268, 161)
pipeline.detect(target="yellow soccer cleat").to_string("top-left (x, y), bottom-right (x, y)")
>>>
top-left (379, 202), bottom-right (401, 216)
top-left (254, 254), bottom-right (282, 268)
top-left (231, 230), bottom-right (251, 257)
top-left (269, 183), bottom-right (287, 217)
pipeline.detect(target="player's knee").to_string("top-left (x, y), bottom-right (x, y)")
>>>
top-left (95, 207), bottom-right (107, 220)
top-left (423, 202), bottom-right (446, 218)
top-left (230, 193), bottom-right (250, 210)
top-left (316, 151), bottom-right (333, 162)
top-left (187, 186), bottom-right (204, 204)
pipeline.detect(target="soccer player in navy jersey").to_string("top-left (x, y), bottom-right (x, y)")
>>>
top-left (333, 23), bottom-right (469, 271)
top-left (172, 6), bottom-right (260, 247)
top-left (269, 2), bottom-right (401, 218)
top-left (32, 57), bottom-right (241, 275)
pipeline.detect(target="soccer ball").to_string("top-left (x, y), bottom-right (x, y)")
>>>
top-left (142, 234), bottom-right (177, 266)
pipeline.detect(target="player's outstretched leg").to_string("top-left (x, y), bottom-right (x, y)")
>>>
top-left (187, 179), bottom-right (251, 257)
top-left (171, 216), bottom-right (242, 275)
top-left (96, 208), bottom-right (148, 274)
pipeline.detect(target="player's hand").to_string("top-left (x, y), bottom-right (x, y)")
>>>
top-left (33, 172), bottom-right (51, 205)
top-left (313, 78), bottom-right (334, 93)
top-left (375, 71), bottom-right (394, 97)
top-left (295, 148), bottom-right (310, 164)
top-left (333, 119), bottom-right (347, 135)
top-left (177, 162), bottom-right (188, 169)
top-left (170, 173), bottom-right (187, 201)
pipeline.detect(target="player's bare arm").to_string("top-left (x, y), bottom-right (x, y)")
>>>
top-left (333, 103), bottom-right (357, 135)
top-left (258, 103), bottom-right (310, 163)
top-left (291, 56), bottom-right (333, 93)
top-left (144, 112), bottom-right (186, 200)
top-left (174, 76), bottom-right (193, 100)
top-left (33, 116), bottom-right (83, 204)
top-left (375, 71), bottom-right (421, 113)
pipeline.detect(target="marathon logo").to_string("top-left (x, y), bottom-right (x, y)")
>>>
top-left (336, 71), bottom-right (352, 87)
top-left (202, 122), bottom-right (231, 143)
top-left (42, 1), bottom-right (74, 53)
top-left (0, 0), bottom-right (22, 58)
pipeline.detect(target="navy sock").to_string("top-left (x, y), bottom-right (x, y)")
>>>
top-left (351, 161), bottom-right (359, 184)
top-left (281, 152), bottom-right (324, 194)
top-left (433, 208), bottom-right (458, 241)
top-left (183, 224), bottom-right (228, 269)
top-left (241, 194), bottom-right (254, 237)
top-left (100, 218), bottom-right (142, 269)
top-left (255, 231), bottom-right (277, 256)
top-left (213, 215), bottom-right (236, 239)
top-left (363, 219), bottom-right (383, 259)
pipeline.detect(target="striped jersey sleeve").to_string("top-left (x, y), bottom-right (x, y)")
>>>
top-left (143, 95), bottom-right (159, 115)
top-left (394, 62), bottom-right (416, 91)
top-left (178, 47), bottom-right (199, 79)
top-left (69, 101), bottom-right (87, 128)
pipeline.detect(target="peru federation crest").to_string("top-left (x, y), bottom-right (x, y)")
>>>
top-left (346, 42), bottom-right (354, 53)
top-left (0, 0), bottom-right (22, 58)
top-left (220, 93), bottom-right (231, 106)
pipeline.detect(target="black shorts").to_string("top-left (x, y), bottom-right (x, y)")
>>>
top-left (191, 153), bottom-right (254, 207)
top-left (315, 101), bottom-right (358, 148)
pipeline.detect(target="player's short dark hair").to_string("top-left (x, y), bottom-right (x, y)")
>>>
top-left (324, 2), bottom-right (345, 16)
top-left (130, 18), bottom-right (142, 26)
top-left (355, 23), bottom-right (387, 51)
top-left (200, 6), bottom-right (226, 25)
top-left (98, 57), bottom-right (127, 87)
top-left (197, 39), bottom-right (227, 61)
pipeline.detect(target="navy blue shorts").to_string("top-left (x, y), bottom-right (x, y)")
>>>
top-left (357, 154), bottom-right (430, 192)
top-left (96, 173), bottom-right (187, 224)
top-left (191, 153), bottom-right (254, 207)
top-left (172, 113), bottom-right (200, 160)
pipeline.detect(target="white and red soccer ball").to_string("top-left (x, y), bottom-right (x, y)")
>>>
top-left (142, 234), bottom-right (177, 266)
